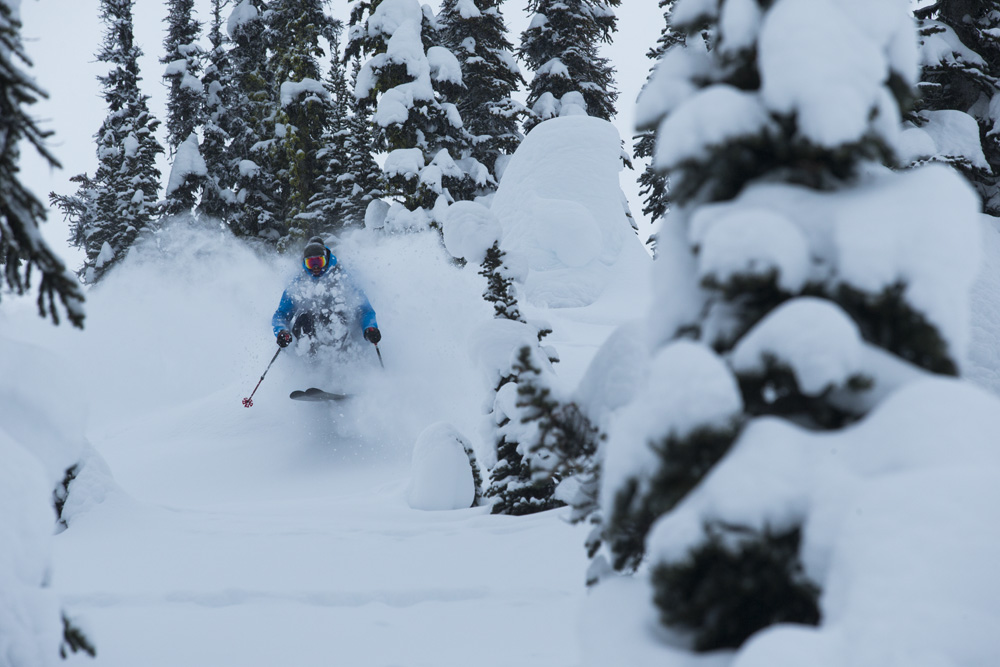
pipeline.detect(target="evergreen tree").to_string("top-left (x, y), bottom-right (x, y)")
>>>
top-left (912, 1), bottom-right (1000, 214)
top-left (198, 0), bottom-right (237, 221)
top-left (349, 0), bottom-right (473, 222)
top-left (438, 0), bottom-right (525, 191)
top-left (518, 0), bottom-right (619, 131)
top-left (338, 60), bottom-right (384, 227)
top-left (59, 0), bottom-right (163, 283)
top-left (227, 0), bottom-right (282, 242)
top-left (515, 344), bottom-right (603, 524)
top-left (161, 0), bottom-right (204, 152)
top-left (304, 28), bottom-right (352, 237)
top-left (0, 0), bottom-right (85, 327)
top-left (484, 345), bottom-right (566, 515)
top-left (479, 240), bottom-right (521, 321)
top-left (633, 0), bottom-right (679, 247)
top-left (476, 236), bottom-right (569, 516)
top-left (161, 0), bottom-right (205, 218)
top-left (265, 0), bottom-right (339, 249)
top-left (594, 0), bottom-right (972, 653)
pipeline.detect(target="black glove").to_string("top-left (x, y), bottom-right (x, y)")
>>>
top-left (276, 330), bottom-right (293, 348)
top-left (364, 327), bottom-right (381, 344)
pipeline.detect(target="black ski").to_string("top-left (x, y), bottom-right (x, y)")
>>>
top-left (289, 387), bottom-right (351, 402)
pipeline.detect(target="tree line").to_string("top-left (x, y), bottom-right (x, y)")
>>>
top-left (42, 0), bottom-right (619, 283)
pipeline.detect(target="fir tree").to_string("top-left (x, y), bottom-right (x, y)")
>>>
top-left (227, 0), bottom-right (282, 242)
top-left (912, 1), bottom-right (1000, 214)
top-left (161, 0), bottom-right (205, 218)
top-left (266, 0), bottom-right (339, 249)
top-left (59, 0), bottom-right (163, 283)
top-left (479, 240), bottom-right (521, 321)
top-left (198, 0), bottom-right (237, 221)
top-left (305, 28), bottom-right (352, 237)
top-left (595, 0), bottom-right (966, 652)
top-left (518, 0), bottom-right (619, 131)
top-left (633, 0), bottom-right (680, 247)
top-left (478, 238), bottom-right (570, 516)
top-left (0, 0), bottom-right (85, 327)
top-left (350, 0), bottom-right (473, 221)
top-left (161, 0), bottom-right (204, 152)
top-left (515, 344), bottom-right (603, 524)
top-left (438, 0), bottom-right (525, 191)
top-left (338, 60), bottom-right (385, 227)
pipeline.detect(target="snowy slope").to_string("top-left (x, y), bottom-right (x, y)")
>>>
top-left (967, 215), bottom-right (1000, 393)
top-left (1, 182), bottom-right (648, 665)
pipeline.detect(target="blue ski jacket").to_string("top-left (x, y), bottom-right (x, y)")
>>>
top-left (271, 247), bottom-right (378, 341)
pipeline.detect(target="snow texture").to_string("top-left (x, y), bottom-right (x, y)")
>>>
top-left (915, 109), bottom-right (990, 170)
top-left (226, 0), bottom-right (258, 38)
top-left (695, 207), bottom-right (810, 293)
top-left (654, 85), bottom-right (776, 169)
top-left (383, 148), bottom-right (425, 180)
top-left (0, 339), bottom-right (89, 667)
top-left (442, 201), bottom-right (502, 263)
top-left (407, 423), bottom-right (476, 510)
top-left (279, 78), bottom-right (327, 107)
top-left (600, 340), bottom-right (742, 521)
top-left (731, 297), bottom-right (864, 395)
top-left (165, 133), bottom-right (207, 196)
top-left (427, 46), bottom-right (463, 85)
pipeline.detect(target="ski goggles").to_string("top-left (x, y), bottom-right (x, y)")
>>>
top-left (304, 254), bottom-right (327, 271)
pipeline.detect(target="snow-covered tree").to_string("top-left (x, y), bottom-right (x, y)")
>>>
top-left (227, 0), bottom-right (282, 242)
top-left (197, 0), bottom-right (237, 221)
top-left (911, 1), bottom-right (1000, 214)
top-left (303, 30), bottom-right (353, 237)
top-left (350, 0), bottom-right (473, 224)
top-left (518, 0), bottom-right (619, 131)
top-left (339, 60), bottom-right (385, 228)
top-left (58, 0), bottom-right (163, 283)
top-left (164, 133), bottom-right (208, 219)
top-left (0, 1), bottom-right (84, 327)
top-left (442, 201), bottom-right (566, 515)
top-left (438, 0), bottom-right (525, 191)
top-left (161, 0), bottom-right (205, 218)
top-left (161, 0), bottom-right (204, 152)
top-left (266, 0), bottom-right (339, 249)
top-left (589, 0), bottom-right (985, 656)
top-left (633, 0), bottom-right (679, 247)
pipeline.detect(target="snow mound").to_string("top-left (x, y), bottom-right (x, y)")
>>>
top-left (407, 422), bottom-right (476, 510)
top-left (443, 200), bottom-right (502, 263)
top-left (0, 338), bottom-right (86, 485)
top-left (490, 116), bottom-right (648, 308)
top-left (0, 433), bottom-right (62, 667)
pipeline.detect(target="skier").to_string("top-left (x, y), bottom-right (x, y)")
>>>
top-left (272, 236), bottom-right (381, 359)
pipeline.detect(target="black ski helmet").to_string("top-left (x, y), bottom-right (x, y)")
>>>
top-left (303, 236), bottom-right (326, 259)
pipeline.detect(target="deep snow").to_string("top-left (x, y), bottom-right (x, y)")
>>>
top-left (2, 116), bottom-right (653, 666)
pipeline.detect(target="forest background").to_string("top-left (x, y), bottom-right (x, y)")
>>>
top-left (17, 0), bottom-right (665, 267)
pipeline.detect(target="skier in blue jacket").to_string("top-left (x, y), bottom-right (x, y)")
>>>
top-left (272, 236), bottom-right (380, 357)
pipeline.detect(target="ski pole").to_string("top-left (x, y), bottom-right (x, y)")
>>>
top-left (374, 343), bottom-right (384, 369)
top-left (242, 347), bottom-right (283, 407)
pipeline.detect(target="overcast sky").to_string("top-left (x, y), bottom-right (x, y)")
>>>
top-left (18, 0), bottom-right (664, 266)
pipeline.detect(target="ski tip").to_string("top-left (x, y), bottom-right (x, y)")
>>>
top-left (290, 388), bottom-right (351, 402)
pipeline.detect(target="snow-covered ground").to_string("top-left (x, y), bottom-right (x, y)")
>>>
top-left (1, 117), bottom-right (654, 666)
top-left (0, 225), bottom-right (613, 666)
top-left (4, 113), bottom-right (1000, 665)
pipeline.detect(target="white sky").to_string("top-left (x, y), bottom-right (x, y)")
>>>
top-left (18, 0), bottom-right (664, 267)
